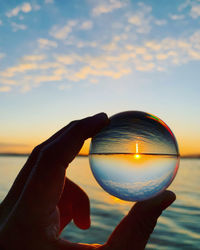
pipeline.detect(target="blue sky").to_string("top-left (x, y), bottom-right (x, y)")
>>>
top-left (0, 0), bottom-right (200, 154)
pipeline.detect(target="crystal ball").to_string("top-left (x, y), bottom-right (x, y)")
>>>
top-left (89, 111), bottom-right (179, 201)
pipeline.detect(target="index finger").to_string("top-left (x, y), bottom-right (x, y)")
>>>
top-left (15, 113), bottom-right (109, 216)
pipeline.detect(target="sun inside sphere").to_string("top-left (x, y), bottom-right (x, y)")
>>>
top-left (89, 111), bottom-right (179, 201)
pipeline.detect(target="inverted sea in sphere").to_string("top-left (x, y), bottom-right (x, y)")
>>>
top-left (90, 111), bottom-right (179, 201)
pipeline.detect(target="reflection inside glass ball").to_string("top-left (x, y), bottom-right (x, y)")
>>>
top-left (89, 111), bottom-right (179, 201)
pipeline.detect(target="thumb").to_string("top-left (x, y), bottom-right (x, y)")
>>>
top-left (105, 190), bottom-right (176, 250)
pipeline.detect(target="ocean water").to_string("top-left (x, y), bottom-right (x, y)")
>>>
top-left (0, 156), bottom-right (200, 249)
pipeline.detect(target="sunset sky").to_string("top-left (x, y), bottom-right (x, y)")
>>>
top-left (0, 0), bottom-right (200, 155)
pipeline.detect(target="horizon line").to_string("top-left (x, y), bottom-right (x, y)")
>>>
top-left (90, 153), bottom-right (180, 156)
top-left (0, 152), bottom-right (200, 158)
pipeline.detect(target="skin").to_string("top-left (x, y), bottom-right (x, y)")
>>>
top-left (0, 113), bottom-right (176, 250)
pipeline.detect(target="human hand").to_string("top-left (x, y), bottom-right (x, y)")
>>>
top-left (0, 113), bottom-right (176, 250)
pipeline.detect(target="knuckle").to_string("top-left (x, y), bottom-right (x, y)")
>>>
top-left (27, 145), bottom-right (43, 162)
top-left (71, 120), bottom-right (83, 130)
top-left (67, 120), bottom-right (78, 127)
top-left (32, 144), bottom-right (43, 156)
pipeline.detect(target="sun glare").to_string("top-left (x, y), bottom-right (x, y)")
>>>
top-left (134, 142), bottom-right (141, 159)
top-left (134, 154), bottom-right (141, 159)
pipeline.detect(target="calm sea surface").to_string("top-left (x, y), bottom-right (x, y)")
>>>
top-left (0, 156), bottom-right (199, 249)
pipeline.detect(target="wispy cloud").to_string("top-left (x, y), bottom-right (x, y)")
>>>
top-left (55, 54), bottom-right (80, 65)
top-left (0, 20), bottom-right (2, 25)
top-left (0, 78), bottom-right (17, 85)
top-left (154, 19), bottom-right (167, 26)
top-left (38, 38), bottom-right (57, 49)
top-left (178, 0), bottom-right (191, 12)
top-left (80, 20), bottom-right (93, 30)
top-left (169, 14), bottom-right (185, 20)
top-left (128, 3), bottom-right (153, 34)
top-left (0, 86), bottom-right (11, 92)
top-left (11, 22), bottom-right (27, 32)
top-left (92, 0), bottom-right (126, 16)
top-left (34, 74), bottom-right (62, 84)
top-left (2, 27), bottom-right (200, 92)
top-left (1, 1), bottom-right (200, 93)
top-left (6, 2), bottom-right (32, 18)
top-left (190, 4), bottom-right (200, 18)
top-left (50, 20), bottom-right (77, 40)
top-left (177, 0), bottom-right (200, 19)
top-left (0, 63), bottom-right (38, 77)
top-left (23, 54), bottom-right (46, 61)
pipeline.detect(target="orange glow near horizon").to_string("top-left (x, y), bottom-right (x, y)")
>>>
top-left (0, 136), bottom-right (200, 156)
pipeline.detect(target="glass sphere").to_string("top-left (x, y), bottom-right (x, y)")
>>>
top-left (89, 111), bottom-right (179, 201)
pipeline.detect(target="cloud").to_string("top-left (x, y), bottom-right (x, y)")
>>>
top-left (21, 2), bottom-right (32, 12)
top-left (190, 4), bottom-right (200, 18)
top-left (103, 42), bottom-right (118, 51)
top-left (34, 75), bottom-right (62, 84)
top-left (23, 54), bottom-right (46, 61)
top-left (80, 20), bottom-right (93, 30)
top-left (2, 1), bottom-right (200, 93)
top-left (11, 22), bottom-right (27, 32)
top-left (154, 19), bottom-right (167, 26)
top-left (74, 66), bottom-right (130, 80)
top-left (92, 0), bottom-right (126, 16)
top-left (55, 54), bottom-right (80, 64)
top-left (0, 78), bottom-right (17, 85)
top-left (0, 20), bottom-right (2, 25)
top-left (190, 31), bottom-right (200, 49)
top-left (6, 2), bottom-right (32, 17)
top-left (0, 63), bottom-right (38, 77)
top-left (169, 14), bottom-right (185, 20)
top-left (75, 41), bottom-right (97, 48)
top-left (178, 0), bottom-right (191, 12)
top-left (145, 41), bottom-right (161, 51)
top-left (0, 86), bottom-right (11, 92)
top-left (63, 35), bottom-right (97, 48)
top-left (38, 38), bottom-right (57, 49)
top-left (2, 29), bottom-right (200, 90)
top-left (128, 3), bottom-right (152, 34)
top-left (156, 53), bottom-right (169, 60)
top-left (50, 20), bottom-right (77, 40)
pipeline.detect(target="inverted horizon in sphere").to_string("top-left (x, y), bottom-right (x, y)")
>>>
top-left (90, 111), bottom-right (179, 156)
top-left (89, 111), bottom-right (179, 201)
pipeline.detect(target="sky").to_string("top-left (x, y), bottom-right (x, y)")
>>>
top-left (0, 0), bottom-right (200, 155)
